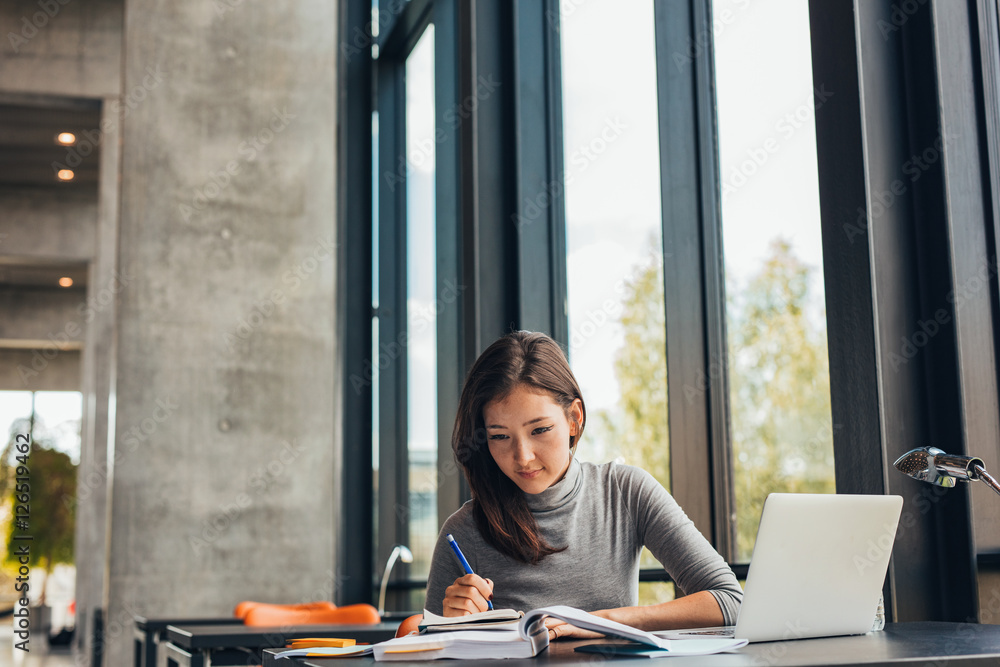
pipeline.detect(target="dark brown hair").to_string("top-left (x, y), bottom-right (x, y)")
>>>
top-left (452, 331), bottom-right (587, 564)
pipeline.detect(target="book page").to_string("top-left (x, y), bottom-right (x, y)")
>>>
top-left (519, 605), bottom-right (670, 648)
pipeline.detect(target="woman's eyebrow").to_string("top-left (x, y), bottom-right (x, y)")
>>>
top-left (486, 417), bottom-right (547, 429)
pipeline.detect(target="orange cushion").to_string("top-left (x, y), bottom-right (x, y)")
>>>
top-left (234, 601), bottom-right (337, 619)
top-left (243, 603), bottom-right (380, 627)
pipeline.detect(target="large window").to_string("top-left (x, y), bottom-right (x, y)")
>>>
top-left (0, 390), bottom-right (81, 629)
top-left (563, 0), bottom-right (835, 571)
top-left (712, 0), bottom-right (835, 562)
top-left (347, 0), bottom-right (995, 624)
top-left (403, 24), bottom-right (438, 594)
top-left (561, 0), bottom-right (672, 604)
top-left (358, 0), bottom-right (839, 612)
top-left (372, 5), bottom-right (440, 613)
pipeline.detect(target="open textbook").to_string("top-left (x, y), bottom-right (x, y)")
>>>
top-left (373, 605), bottom-right (748, 661)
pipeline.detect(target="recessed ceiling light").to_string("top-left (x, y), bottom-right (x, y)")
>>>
top-left (56, 132), bottom-right (76, 145)
top-left (56, 169), bottom-right (75, 181)
top-left (58, 277), bottom-right (74, 288)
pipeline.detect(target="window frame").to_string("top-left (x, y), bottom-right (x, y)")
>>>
top-left (652, 0), bottom-right (736, 561)
top-left (340, 0), bottom-right (992, 620)
top-left (375, 0), bottom-right (437, 610)
top-left (358, 0), bottom-right (571, 610)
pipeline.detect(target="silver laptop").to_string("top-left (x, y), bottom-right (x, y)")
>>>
top-left (660, 493), bottom-right (902, 643)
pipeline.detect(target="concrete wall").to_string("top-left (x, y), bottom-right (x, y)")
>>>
top-left (0, 286), bottom-right (87, 343)
top-left (101, 1), bottom-right (340, 664)
top-left (0, 0), bottom-right (123, 98)
top-left (0, 348), bottom-right (79, 391)
top-left (0, 186), bottom-right (98, 260)
top-left (0, 2), bottom-right (341, 663)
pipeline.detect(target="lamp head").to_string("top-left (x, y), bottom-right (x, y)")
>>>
top-left (893, 446), bottom-right (984, 487)
top-left (396, 545), bottom-right (414, 564)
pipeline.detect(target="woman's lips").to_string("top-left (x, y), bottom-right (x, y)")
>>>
top-left (517, 469), bottom-right (542, 479)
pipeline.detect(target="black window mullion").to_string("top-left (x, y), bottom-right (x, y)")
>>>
top-left (377, 0), bottom-right (434, 61)
top-left (376, 47), bottom-right (410, 606)
top-left (929, 0), bottom-right (1000, 595)
top-left (692, 0), bottom-right (735, 562)
top-left (337, 0), bottom-right (375, 607)
top-left (809, 0), bottom-right (980, 623)
top-left (433, 0), bottom-right (468, 523)
top-left (512, 0), bottom-right (568, 345)
top-left (652, 0), bottom-right (734, 560)
top-left (468, 0), bottom-right (519, 347)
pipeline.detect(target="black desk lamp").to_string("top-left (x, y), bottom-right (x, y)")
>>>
top-left (894, 446), bottom-right (1000, 496)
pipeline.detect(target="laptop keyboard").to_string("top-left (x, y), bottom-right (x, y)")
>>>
top-left (654, 626), bottom-right (736, 639)
top-left (682, 628), bottom-right (735, 637)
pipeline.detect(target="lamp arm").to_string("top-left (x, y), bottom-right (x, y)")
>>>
top-left (378, 550), bottom-right (400, 617)
top-left (973, 463), bottom-right (1000, 497)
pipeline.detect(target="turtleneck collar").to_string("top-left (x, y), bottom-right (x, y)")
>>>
top-left (524, 455), bottom-right (583, 512)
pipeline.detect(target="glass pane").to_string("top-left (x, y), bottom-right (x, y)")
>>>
top-left (405, 24), bottom-right (437, 583)
top-left (638, 581), bottom-right (675, 607)
top-left (712, 0), bottom-right (836, 562)
top-left (561, 0), bottom-right (667, 572)
top-left (0, 391), bottom-right (34, 464)
top-left (33, 391), bottom-right (83, 463)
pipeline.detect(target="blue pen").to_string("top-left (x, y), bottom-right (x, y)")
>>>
top-left (447, 533), bottom-right (493, 610)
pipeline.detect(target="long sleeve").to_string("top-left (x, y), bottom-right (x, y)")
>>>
top-left (614, 464), bottom-right (744, 625)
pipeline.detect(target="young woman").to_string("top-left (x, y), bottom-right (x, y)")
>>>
top-left (424, 331), bottom-right (743, 640)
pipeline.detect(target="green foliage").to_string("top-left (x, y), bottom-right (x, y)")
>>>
top-left (727, 238), bottom-right (835, 561)
top-left (3, 420), bottom-right (78, 580)
top-left (592, 250), bottom-right (669, 489)
top-left (587, 242), bottom-right (669, 574)
top-left (596, 236), bottom-right (835, 567)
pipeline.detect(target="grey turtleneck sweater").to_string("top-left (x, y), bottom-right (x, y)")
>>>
top-left (424, 457), bottom-right (743, 625)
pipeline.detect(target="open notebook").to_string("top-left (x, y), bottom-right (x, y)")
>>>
top-left (373, 606), bottom-right (747, 661)
top-left (419, 607), bottom-right (523, 632)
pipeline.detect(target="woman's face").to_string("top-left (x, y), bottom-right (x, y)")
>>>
top-left (484, 384), bottom-right (583, 495)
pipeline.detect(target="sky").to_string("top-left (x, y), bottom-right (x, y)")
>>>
top-left (0, 390), bottom-right (83, 464)
top-left (404, 25), bottom-right (437, 454)
top-left (561, 0), bottom-right (826, 443)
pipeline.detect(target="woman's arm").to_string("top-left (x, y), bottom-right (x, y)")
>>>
top-left (622, 465), bottom-right (744, 625)
top-left (543, 465), bottom-right (743, 641)
top-left (545, 591), bottom-right (724, 640)
top-left (602, 590), bottom-right (724, 630)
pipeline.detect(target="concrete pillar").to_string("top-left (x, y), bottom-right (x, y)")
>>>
top-left (101, 2), bottom-right (340, 664)
top-left (73, 95), bottom-right (122, 664)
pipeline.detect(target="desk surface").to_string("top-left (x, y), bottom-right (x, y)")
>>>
top-left (134, 615), bottom-right (242, 632)
top-left (167, 622), bottom-right (399, 650)
top-left (260, 622), bottom-right (1000, 666)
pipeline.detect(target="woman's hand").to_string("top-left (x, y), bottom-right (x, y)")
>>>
top-left (544, 610), bottom-right (613, 641)
top-left (442, 574), bottom-right (494, 616)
